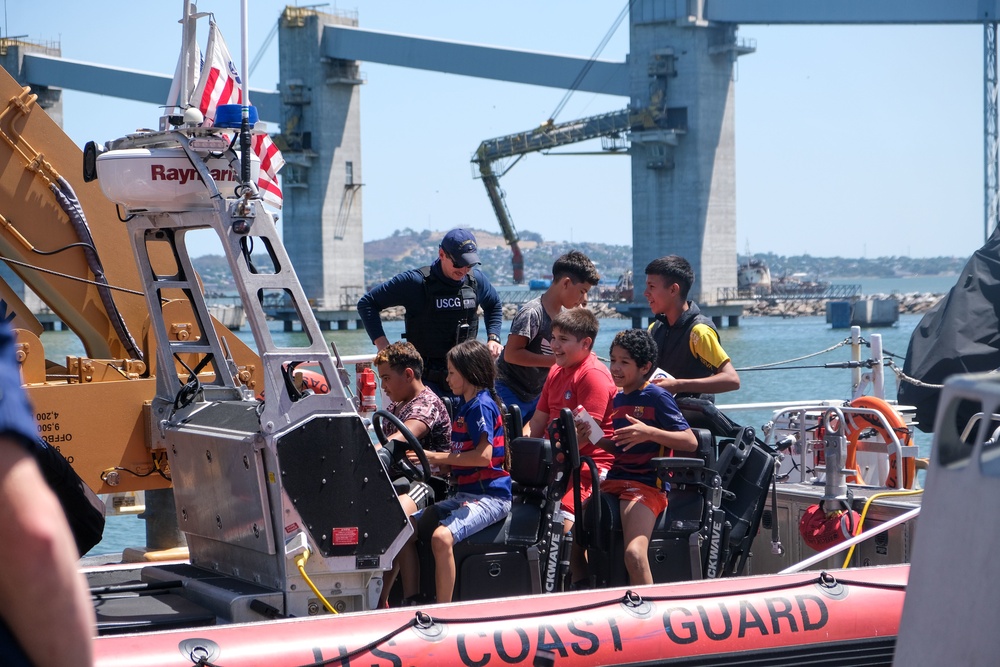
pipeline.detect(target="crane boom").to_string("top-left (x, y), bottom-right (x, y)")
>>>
top-left (471, 105), bottom-right (668, 283)
top-left (474, 154), bottom-right (526, 283)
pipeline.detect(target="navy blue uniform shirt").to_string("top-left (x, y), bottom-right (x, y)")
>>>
top-left (0, 323), bottom-right (38, 449)
top-left (357, 259), bottom-right (503, 343)
top-left (0, 322), bottom-right (45, 666)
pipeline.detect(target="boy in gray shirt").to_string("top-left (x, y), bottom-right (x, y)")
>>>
top-left (495, 251), bottom-right (600, 422)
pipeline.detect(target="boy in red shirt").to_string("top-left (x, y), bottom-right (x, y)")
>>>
top-left (527, 309), bottom-right (617, 527)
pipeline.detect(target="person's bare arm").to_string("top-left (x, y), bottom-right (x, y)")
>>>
top-left (653, 360), bottom-right (740, 396)
top-left (574, 420), bottom-right (616, 454)
top-left (426, 433), bottom-right (493, 467)
top-left (389, 418), bottom-right (430, 443)
top-left (528, 409), bottom-right (552, 438)
top-left (0, 438), bottom-right (95, 667)
top-left (611, 415), bottom-right (699, 452)
top-left (502, 334), bottom-right (555, 368)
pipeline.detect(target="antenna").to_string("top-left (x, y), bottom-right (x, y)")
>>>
top-left (239, 0), bottom-right (252, 185)
top-left (240, 0), bottom-right (250, 105)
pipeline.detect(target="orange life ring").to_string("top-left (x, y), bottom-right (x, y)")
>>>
top-left (296, 369), bottom-right (330, 394)
top-left (843, 396), bottom-right (914, 489)
top-left (257, 368), bottom-right (331, 401)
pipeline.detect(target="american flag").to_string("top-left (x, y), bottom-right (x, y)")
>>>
top-left (192, 21), bottom-right (284, 209)
top-left (253, 132), bottom-right (285, 207)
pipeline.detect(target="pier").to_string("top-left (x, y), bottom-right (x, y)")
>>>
top-left (716, 284), bottom-right (863, 302)
top-left (616, 302), bottom-right (746, 330)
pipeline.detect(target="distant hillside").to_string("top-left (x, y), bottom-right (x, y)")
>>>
top-left (739, 252), bottom-right (966, 280)
top-left (191, 231), bottom-right (969, 293)
top-left (364, 228), bottom-right (530, 263)
top-left (364, 229), bottom-right (967, 287)
top-left (364, 228), bottom-right (631, 287)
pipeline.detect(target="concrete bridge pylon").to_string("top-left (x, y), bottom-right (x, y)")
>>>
top-left (278, 7), bottom-right (366, 314)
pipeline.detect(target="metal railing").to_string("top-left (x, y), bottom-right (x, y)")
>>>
top-left (717, 283), bottom-right (862, 302)
top-left (495, 288), bottom-right (631, 306)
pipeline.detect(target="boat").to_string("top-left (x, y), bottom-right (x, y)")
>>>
top-left (205, 298), bottom-right (247, 331)
top-left (771, 272), bottom-right (830, 297)
top-left (92, 564), bottom-right (909, 666)
top-left (79, 342), bottom-right (921, 666)
top-left (593, 270), bottom-right (633, 302)
top-left (0, 5), bottom-right (959, 666)
top-left (737, 257), bottom-right (830, 298)
top-left (737, 257), bottom-right (771, 293)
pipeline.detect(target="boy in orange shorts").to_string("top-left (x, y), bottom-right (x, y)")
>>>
top-left (578, 329), bottom-right (697, 585)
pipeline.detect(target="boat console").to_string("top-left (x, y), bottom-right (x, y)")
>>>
top-left (92, 115), bottom-right (409, 620)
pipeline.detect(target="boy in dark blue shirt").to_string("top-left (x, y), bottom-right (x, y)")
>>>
top-left (577, 329), bottom-right (697, 585)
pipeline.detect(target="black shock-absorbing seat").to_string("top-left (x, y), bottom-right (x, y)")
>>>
top-left (712, 427), bottom-right (777, 576)
top-left (679, 398), bottom-right (778, 578)
top-left (580, 428), bottom-right (719, 587)
top-left (414, 434), bottom-right (562, 601)
top-left (580, 406), bottom-right (776, 587)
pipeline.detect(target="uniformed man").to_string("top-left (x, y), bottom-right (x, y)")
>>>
top-left (358, 229), bottom-right (503, 397)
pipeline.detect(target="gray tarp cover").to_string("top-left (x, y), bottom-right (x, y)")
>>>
top-left (899, 228), bottom-right (1000, 432)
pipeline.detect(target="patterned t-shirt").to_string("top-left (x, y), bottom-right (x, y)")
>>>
top-left (607, 383), bottom-right (690, 489)
top-left (450, 389), bottom-right (511, 499)
top-left (384, 386), bottom-right (452, 452)
top-left (496, 297), bottom-right (555, 401)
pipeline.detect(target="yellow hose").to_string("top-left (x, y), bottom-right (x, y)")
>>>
top-left (841, 488), bottom-right (923, 568)
top-left (294, 549), bottom-right (338, 614)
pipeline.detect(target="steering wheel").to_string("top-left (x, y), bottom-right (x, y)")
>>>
top-left (372, 409), bottom-right (432, 483)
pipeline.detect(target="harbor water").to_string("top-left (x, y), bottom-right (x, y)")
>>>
top-left (57, 274), bottom-right (948, 556)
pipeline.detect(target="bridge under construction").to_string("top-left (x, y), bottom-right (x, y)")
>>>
top-left (2, 1), bottom-right (998, 330)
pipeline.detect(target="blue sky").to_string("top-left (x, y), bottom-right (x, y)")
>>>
top-left (7, 1), bottom-right (986, 258)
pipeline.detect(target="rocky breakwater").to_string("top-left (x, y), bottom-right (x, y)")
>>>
top-left (374, 294), bottom-right (945, 322)
top-left (372, 302), bottom-right (626, 322)
top-left (502, 302), bottom-right (624, 320)
top-left (743, 292), bottom-right (945, 318)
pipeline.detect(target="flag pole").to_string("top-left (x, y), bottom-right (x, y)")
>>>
top-left (180, 0), bottom-right (196, 109)
top-left (164, 0), bottom-right (197, 128)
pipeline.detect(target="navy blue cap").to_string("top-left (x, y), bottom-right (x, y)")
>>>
top-left (440, 229), bottom-right (481, 268)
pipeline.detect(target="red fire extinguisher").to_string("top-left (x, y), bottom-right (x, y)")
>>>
top-left (357, 366), bottom-right (377, 413)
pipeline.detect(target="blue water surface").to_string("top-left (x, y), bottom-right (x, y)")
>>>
top-left (47, 273), bottom-right (949, 555)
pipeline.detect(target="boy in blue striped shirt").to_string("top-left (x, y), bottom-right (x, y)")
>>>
top-left (578, 329), bottom-right (697, 585)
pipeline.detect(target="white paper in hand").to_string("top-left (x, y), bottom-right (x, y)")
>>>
top-left (573, 405), bottom-right (603, 445)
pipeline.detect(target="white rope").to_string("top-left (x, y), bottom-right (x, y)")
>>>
top-left (885, 359), bottom-right (942, 389)
top-left (737, 339), bottom-right (849, 371)
top-left (887, 359), bottom-right (1000, 389)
